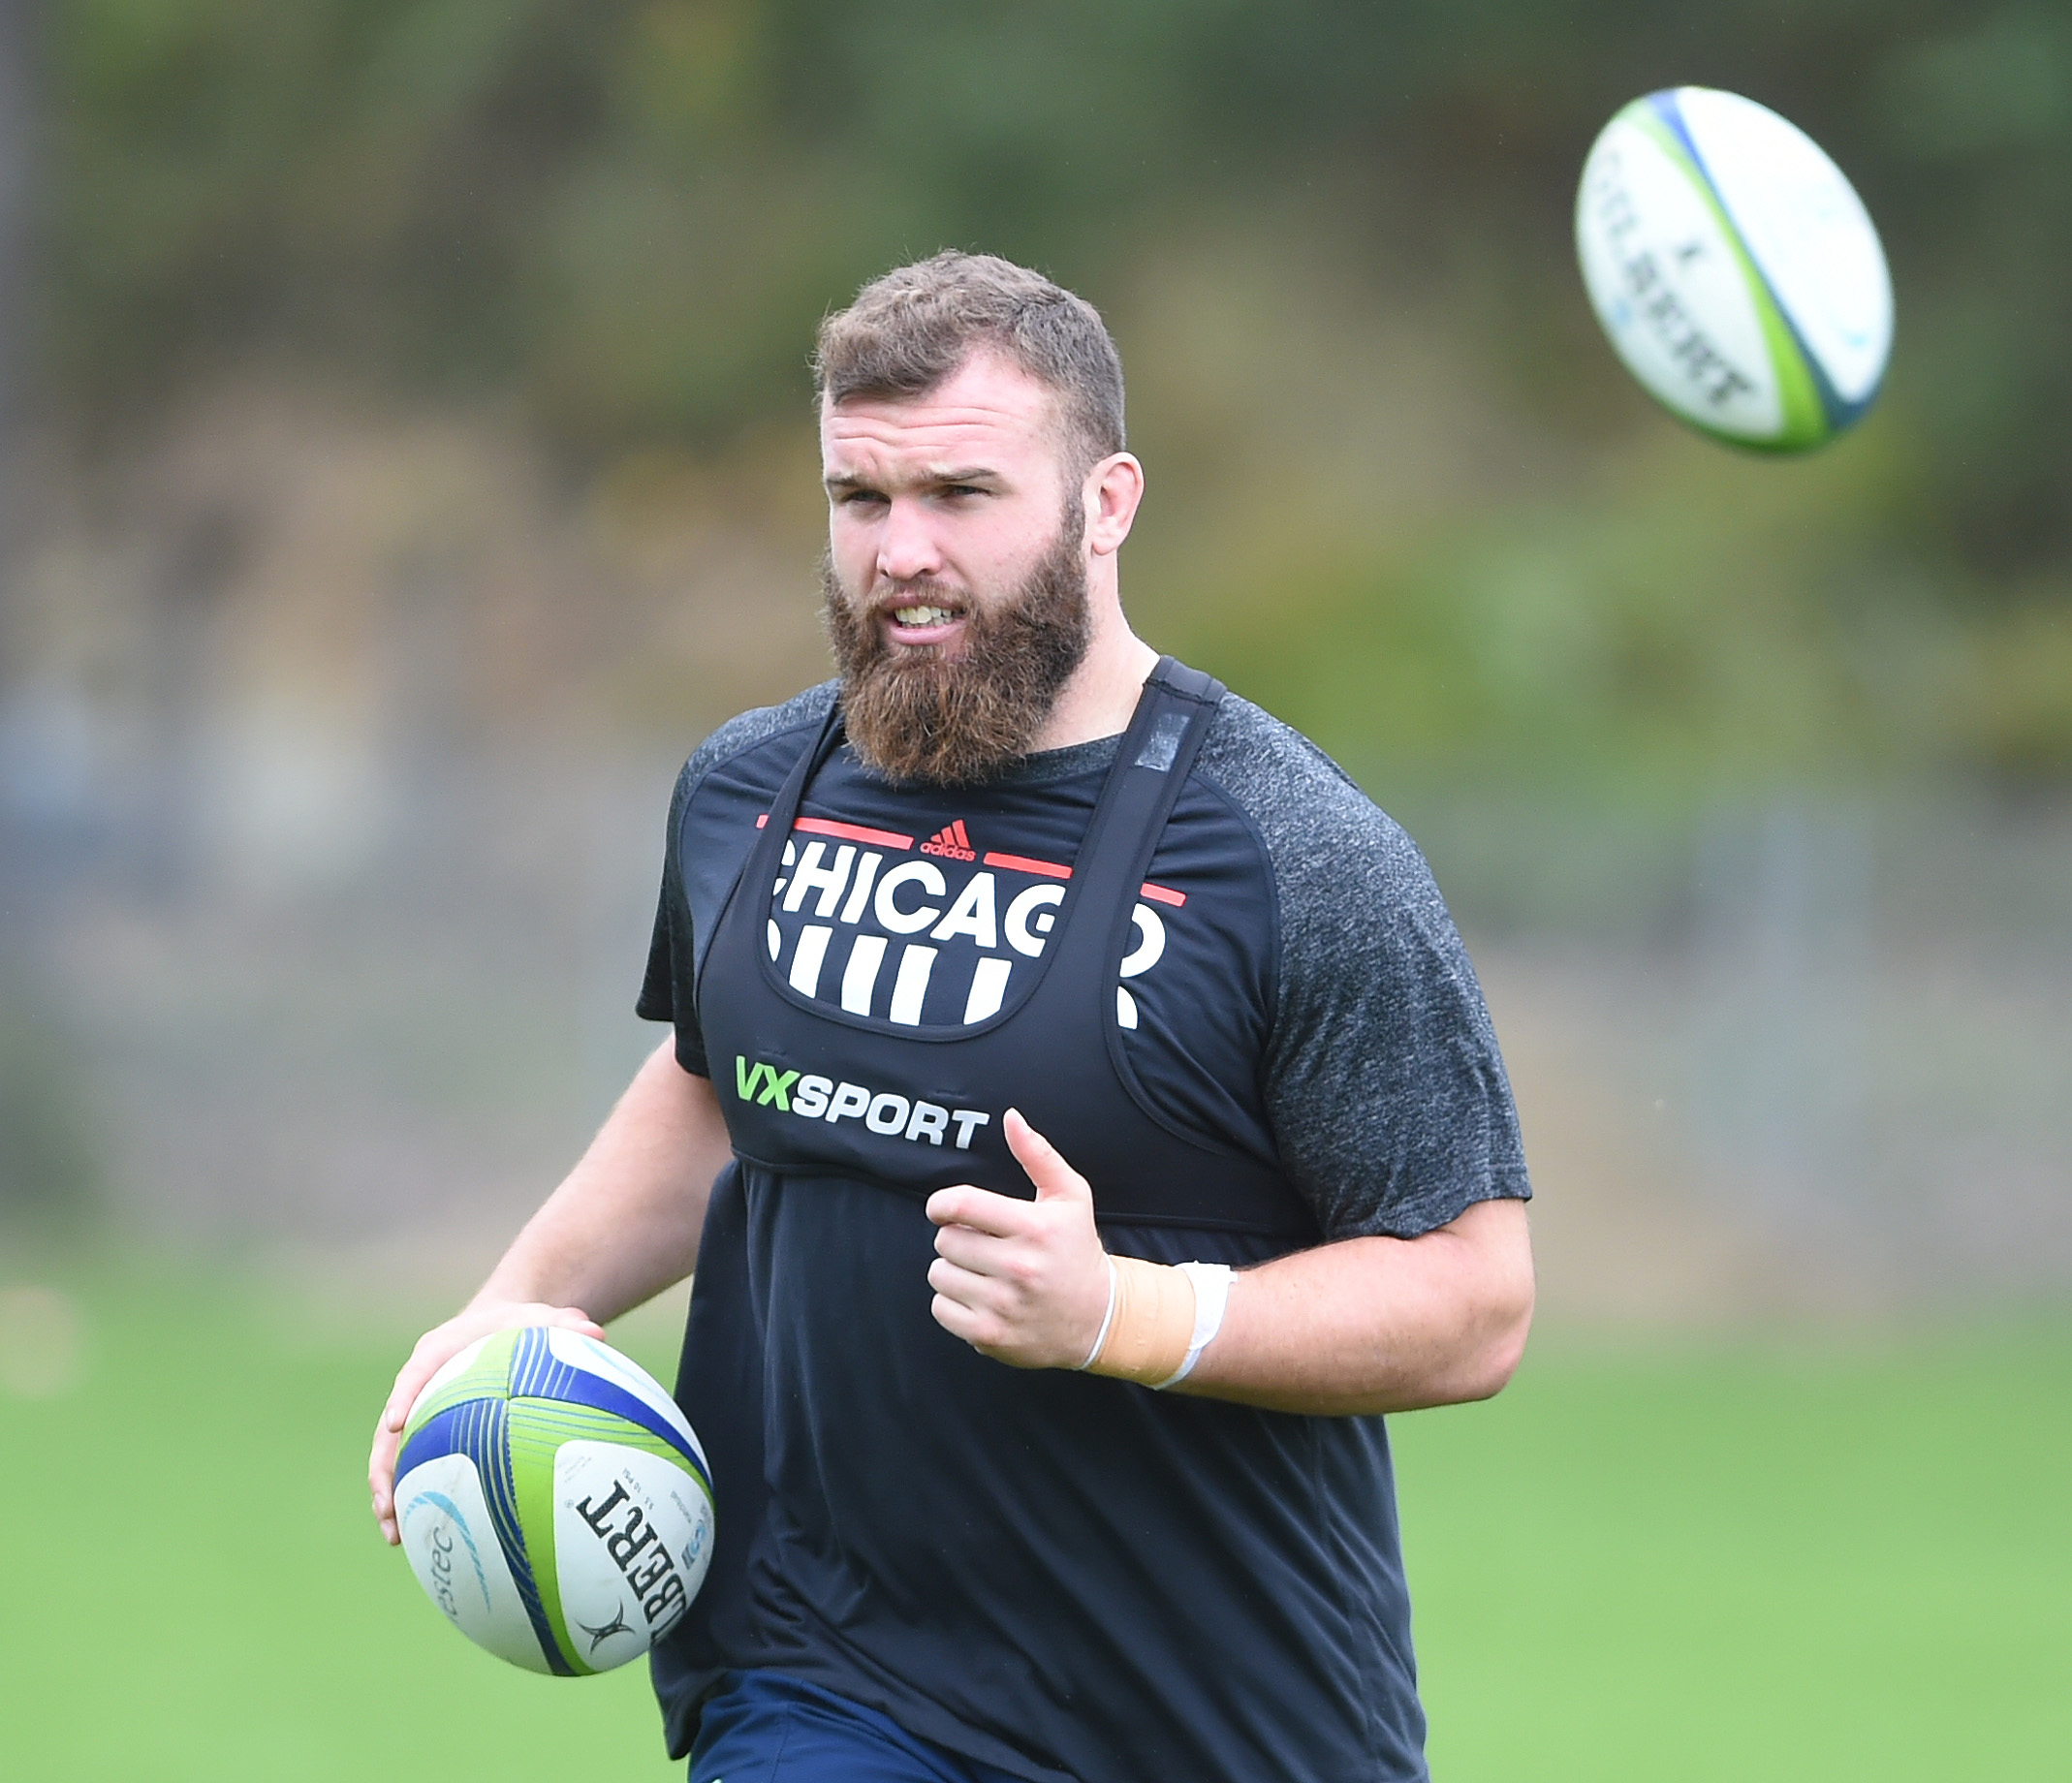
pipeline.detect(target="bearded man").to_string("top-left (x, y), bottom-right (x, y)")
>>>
top-left (371, 251), bottom-right (1535, 1783)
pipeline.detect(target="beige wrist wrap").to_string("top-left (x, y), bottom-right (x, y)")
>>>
top-left (1083, 1256), bottom-right (1196, 1387)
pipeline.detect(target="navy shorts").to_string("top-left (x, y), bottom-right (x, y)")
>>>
top-left (688, 1672), bottom-right (1033, 1783)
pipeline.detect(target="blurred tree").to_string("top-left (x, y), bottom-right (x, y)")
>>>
top-left (34, 2), bottom-right (2065, 541)
top-left (22, 0), bottom-right (2072, 784)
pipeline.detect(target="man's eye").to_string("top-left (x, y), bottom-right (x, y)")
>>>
top-left (840, 489), bottom-right (888, 508)
top-left (942, 485), bottom-right (985, 499)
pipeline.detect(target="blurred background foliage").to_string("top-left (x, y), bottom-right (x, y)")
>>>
top-left (27, 0), bottom-right (2072, 798)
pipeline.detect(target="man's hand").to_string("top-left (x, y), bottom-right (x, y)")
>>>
top-left (926, 1112), bottom-right (1535, 1414)
top-left (367, 1300), bottom-right (605, 1545)
top-left (925, 1110), bottom-right (1113, 1369)
top-left (366, 1043), bottom-right (733, 1547)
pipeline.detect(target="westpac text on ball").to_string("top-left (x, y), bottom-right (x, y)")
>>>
top-left (424, 1523), bottom-right (462, 1620)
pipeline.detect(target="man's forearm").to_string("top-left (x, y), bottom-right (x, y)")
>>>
top-left (476, 1038), bottom-right (733, 1325)
top-left (926, 1117), bottom-right (1533, 1416)
top-left (1174, 1198), bottom-right (1534, 1417)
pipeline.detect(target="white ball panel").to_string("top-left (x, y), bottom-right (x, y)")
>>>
top-left (396, 1453), bottom-right (550, 1673)
top-left (1674, 87), bottom-right (1892, 405)
top-left (552, 1440), bottom-right (717, 1670)
top-left (1577, 111), bottom-right (1783, 439)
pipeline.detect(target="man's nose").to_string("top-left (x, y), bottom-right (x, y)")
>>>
top-left (876, 496), bottom-right (945, 583)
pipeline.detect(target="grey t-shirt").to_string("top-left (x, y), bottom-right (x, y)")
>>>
top-left (641, 680), bottom-right (1529, 1239)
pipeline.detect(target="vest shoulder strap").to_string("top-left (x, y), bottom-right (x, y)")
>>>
top-left (1147, 655), bottom-right (1226, 707)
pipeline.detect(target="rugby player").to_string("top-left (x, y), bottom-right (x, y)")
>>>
top-left (371, 251), bottom-right (1535, 1783)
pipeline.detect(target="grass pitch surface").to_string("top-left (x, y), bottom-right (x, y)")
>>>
top-left (1399, 1330), bottom-right (2072, 1779)
top-left (1, 1266), bottom-right (2064, 1780)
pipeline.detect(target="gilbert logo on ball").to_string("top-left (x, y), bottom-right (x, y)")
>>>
top-left (1576, 86), bottom-right (1893, 452)
top-left (393, 1327), bottom-right (713, 1674)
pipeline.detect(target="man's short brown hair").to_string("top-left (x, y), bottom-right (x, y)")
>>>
top-left (814, 252), bottom-right (1125, 479)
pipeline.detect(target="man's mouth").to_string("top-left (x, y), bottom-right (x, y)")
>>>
top-left (882, 602), bottom-right (968, 644)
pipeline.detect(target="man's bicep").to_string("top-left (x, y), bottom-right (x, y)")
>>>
top-left (1425, 1194), bottom-right (1532, 1281)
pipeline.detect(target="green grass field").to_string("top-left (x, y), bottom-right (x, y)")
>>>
top-left (2, 1266), bottom-right (2065, 1780)
top-left (1398, 1331), bottom-right (2072, 1779)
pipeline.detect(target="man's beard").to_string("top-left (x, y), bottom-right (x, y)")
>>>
top-left (821, 514), bottom-right (1092, 787)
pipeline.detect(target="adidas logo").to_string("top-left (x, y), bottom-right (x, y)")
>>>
top-left (919, 820), bottom-right (977, 861)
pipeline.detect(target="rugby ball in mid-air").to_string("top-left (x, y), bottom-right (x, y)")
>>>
top-left (393, 1327), bottom-right (713, 1675)
top-left (1575, 86), bottom-right (1893, 452)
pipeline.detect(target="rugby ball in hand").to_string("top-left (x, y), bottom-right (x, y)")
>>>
top-left (1576, 86), bottom-right (1893, 452)
top-left (393, 1327), bottom-right (713, 1674)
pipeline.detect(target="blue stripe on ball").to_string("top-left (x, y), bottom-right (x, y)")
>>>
top-left (508, 1329), bottom-right (710, 1488)
top-left (1648, 88), bottom-right (1704, 172)
top-left (509, 1326), bottom-right (566, 1399)
top-left (465, 1396), bottom-right (575, 1676)
top-left (398, 1396), bottom-right (574, 1675)
top-left (534, 1374), bottom-right (709, 1488)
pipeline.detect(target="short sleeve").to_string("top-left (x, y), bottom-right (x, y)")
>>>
top-left (636, 764), bottom-right (710, 1079)
top-left (1198, 702), bottom-right (1530, 1239)
top-left (1263, 828), bottom-right (1528, 1237)
top-left (634, 684), bottom-right (840, 1083)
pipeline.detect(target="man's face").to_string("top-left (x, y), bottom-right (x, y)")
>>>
top-left (820, 352), bottom-right (1091, 784)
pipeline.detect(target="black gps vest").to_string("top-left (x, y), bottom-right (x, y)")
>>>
top-left (698, 656), bottom-right (1316, 1237)
top-left (651, 661), bottom-right (1426, 1783)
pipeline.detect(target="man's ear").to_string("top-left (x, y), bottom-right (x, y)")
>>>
top-left (1083, 454), bottom-right (1146, 558)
